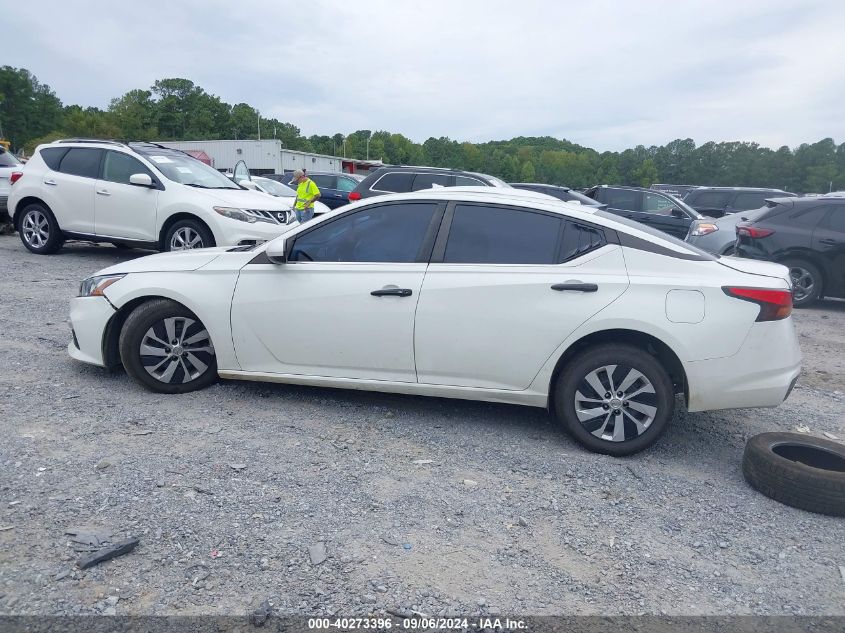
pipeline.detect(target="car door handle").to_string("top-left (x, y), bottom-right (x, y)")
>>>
top-left (44, 179), bottom-right (57, 186)
top-left (551, 282), bottom-right (598, 292)
top-left (96, 189), bottom-right (111, 196)
top-left (371, 287), bottom-right (413, 297)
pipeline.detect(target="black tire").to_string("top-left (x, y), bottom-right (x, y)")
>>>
top-left (553, 344), bottom-right (675, 456)
top-left (783, 258), bottom-right (822, 308)
top-left (163, 218), bottom-right (215, 252)
top-left (18, 203), bottom-right (64, 254)
top-left (119, 299), bottom-right (218, 394)
top-left (721, 244), bottom-right (735, 256)
top-left (743, 432), bottom-right (845, 516)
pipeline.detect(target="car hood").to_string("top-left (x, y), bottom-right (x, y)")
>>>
top-left (719, 257), bottom-right (789, 281)
top-left (94, 247), bottom-right (236, 276)
top-left (190, 187), bottom-right (294, 210)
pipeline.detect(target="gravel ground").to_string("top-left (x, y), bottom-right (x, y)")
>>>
top-left (0, 237), bottom-right (843, 618)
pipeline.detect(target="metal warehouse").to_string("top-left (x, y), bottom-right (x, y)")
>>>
top-left (155, 139), bottom-right (382, 176)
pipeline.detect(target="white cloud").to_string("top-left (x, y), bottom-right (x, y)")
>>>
top-left (4, 0), bottom-right (844, 150)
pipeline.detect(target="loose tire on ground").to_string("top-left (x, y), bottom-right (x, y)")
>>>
top-left (743, 432), bottom-right (845, 517)
top-left (119, 299), bottom-right (218, 394)
top-left (553, 343), bottom-right (675, 456)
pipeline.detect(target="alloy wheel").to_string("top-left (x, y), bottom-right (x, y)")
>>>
top-left (170, 227), bottom-right (204, 250)
top-left (574, 364), bottom-right (658, 442)
top-left (789, 266), bottom-right (814, 302)
top-left (140, 317), bottom-right (215, 384)
top-left (22, 210), bottom-right (49, 249)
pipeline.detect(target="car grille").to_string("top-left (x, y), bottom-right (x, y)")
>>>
top-left (244, 209), bottom-right (290, 224)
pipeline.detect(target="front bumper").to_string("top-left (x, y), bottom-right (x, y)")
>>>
top-left (214, 217), bottom-right (297, 247)
top-left (684, 317), bottom-right (801, 412)
top-left (68, 296), bottom-right (116, 367)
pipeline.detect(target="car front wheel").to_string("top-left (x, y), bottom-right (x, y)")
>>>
top-left (19, 203), bottom-right (64, 254)
top-left (554, 344), bottom-right (675, 456)
top-left (119, 299), bottom-right (218, 394)
top-left (164, 219), bottom-right (214, 252)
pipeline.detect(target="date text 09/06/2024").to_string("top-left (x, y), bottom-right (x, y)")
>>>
top-left (307, 617), bottom-right (528, 630)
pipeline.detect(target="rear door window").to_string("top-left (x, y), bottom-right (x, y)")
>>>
top-left (412, 173), bottom-right (451, 191)
top-left (643, 192), bottom-right (676, 215)
top-left (40, 147), bottom-right (70, 171)
top-left (336, 176), bottom-right (357, 192)
top-left (826, 207), bottom-right (845, 234)
top-left (371, 171), bottom-right (414, 193)
top-left (310, 174), bottom-right (336, 190)
top-left (443, 204), bottom-right (564, 264)
top-left (58, 148), bottom-right (103, 178)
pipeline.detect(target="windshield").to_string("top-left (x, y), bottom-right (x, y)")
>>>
top-left (137, 150), bottom-right (241, 189)
top-left (0, 149), bottom-right (22, 167)
top-left (254, 177), bottom-right (296, 197)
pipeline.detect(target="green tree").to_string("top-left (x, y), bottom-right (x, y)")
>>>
top-left (520, 160), bottom-right (536, 181)
top-left (0, 67), bottom-right (64, 152)
top-left (632, 159), bottom-right (659, 187)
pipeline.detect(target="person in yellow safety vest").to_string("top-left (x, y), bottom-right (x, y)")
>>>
top-left (291, 169), bottom-right (321, 223)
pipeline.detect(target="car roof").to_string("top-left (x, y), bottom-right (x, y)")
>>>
top-left (690, 186), bottom-right (789, 192)
top-left (370, 165), bottom-right (496, 179)
top-left (512, 182), bottom-right (573, 191)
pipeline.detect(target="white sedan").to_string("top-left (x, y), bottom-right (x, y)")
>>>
top-left (68, 187), bottom-right (801, 455)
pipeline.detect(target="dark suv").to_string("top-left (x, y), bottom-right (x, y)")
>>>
top-left (583, 185), bottom-right (702, 239)
top-left (735, 196), bottom-right (845, 306)
top-left (684, 187), bottom-right (796, 218)
top-left (510, 183), bottom-right (604, 207)
top-left (349, 166), bottom-right (510, 202)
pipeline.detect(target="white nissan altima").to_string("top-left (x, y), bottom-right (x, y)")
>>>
top-left (68, 187), bottom-right (801, 455)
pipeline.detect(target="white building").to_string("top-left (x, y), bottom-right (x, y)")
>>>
top-left (155, 139), bottom-right (382, 176)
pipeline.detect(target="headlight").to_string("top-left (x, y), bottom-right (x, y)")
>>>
top-left (690, 222), bottom-right (718, 237)
top-left (78, 274), bottom-right (126, 297)
top-left (213, 206), bottom-right (274, 224)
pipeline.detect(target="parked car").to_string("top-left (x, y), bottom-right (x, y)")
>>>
top-left (683, 187), bottom-right (797, 218)
top-left (8, 139), bottom-right (298, 254)
top-left (735, 196), bottom-right (845, 307)
top-left (510, 183), bottom-right (605, 207)
top-left (583, 185), bottom-right (703, 239)
top-left (67, 187), bottom-right (799, 456)
top-left (292, 172), bottom-right (363, 210)
top-left (0, 147), bottom-right (23, 220)
top-left (230, 174), bottom-right (330, 219)
top-left (685, 205), bottom-right (772, 256)
top-left (348, 166), bottom-right (510, 202)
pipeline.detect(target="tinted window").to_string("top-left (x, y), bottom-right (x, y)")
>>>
top-left (336, 176), bottom-right (357, 192)
top-left (732, 192), bottom-right (769, 210)
top-left (102, 151), bottom-right (153, 185)
top-left (604, 188), bottom-right (642, 211)
top-left (690, 191), bottom-right (732, 208)
top-left (290, 203), bottom-right (437, 263)
top-left (40, 147), bottom-right (69, 170)
top-left (643, 192), bottom-right (676, 215)
top-left (560, 223), bottom-right (605, 262)
top-left (827, 208), bottom-right (845, 233)
top-left (0, 149), bottom-right (21, 167)
top-left (58, 148), bottom-right (103, 178)
top-left (782, 205), bottom-right (830, 229)
top-left (454, 175), bottom-right (486, 186)
top-left (412, 173), bottom-right (450, 191)
top-left (444, 204), bottom-right (563, 265)
top-left (372, 171), bottom-right (414, 192)
top-left (310, 174), bottom-right (336, 189)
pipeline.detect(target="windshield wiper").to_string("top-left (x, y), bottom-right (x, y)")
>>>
top-left (184, 183), bottom-right (212, 189)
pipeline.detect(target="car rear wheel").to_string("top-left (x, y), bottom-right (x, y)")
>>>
top-left (19, 203), bottom-right (64, 254)
top-left (784, 259), bottom-right (822, 307)
top-left (164, 219), bottom-right (214, 252)
top-left (119, 299), bottom-right (217, 394)
top-left (554, 344), bottom-right (675, 456)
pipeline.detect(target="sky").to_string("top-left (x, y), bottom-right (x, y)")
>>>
top-left (5, 0), bottom-right (845, 151)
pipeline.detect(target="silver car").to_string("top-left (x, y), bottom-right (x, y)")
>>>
top-left (686, 204), bottom-right (777, 255)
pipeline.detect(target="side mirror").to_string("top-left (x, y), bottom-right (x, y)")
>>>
top-left (266, 236), bottom-right (288, 264)
top-left (240, 179), bottom-right (258, 190)
top-left (129, 173), bottom-right (154, 187)
top-left (671, 208), bottom-right (686, 218)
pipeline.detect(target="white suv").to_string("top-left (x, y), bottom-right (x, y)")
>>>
top-left (7, 139), bottom-right (297, 254)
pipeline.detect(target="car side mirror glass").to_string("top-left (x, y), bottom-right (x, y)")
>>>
top-left (129, 173), bottom-right (153, 187)
top-left (266, 236), bottom-right (288, 264)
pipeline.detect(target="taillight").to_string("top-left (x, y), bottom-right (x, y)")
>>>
top-left (736, 224), bottom-right (774, 238)
top-left (9, 172), bottom-right (23, 185)
top-left (348, 191), bottom-right (361, 202)
top-left (723, 287), bottom-right (792, 321)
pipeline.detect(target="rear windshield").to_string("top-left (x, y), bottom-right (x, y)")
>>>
top-left (0, 149), bottom-right (21, 167)
top-left (596, 210), bottom-right (718, 261)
